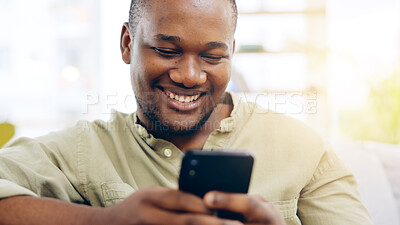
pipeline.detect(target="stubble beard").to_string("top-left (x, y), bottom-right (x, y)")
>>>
top-left (135, 95), bottom-right (216, 136)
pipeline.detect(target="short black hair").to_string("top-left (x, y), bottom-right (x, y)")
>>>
top-left (128, 0), bottom-right (238, 35)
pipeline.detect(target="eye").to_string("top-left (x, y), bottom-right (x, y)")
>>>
top-left (151, 47), bottom-right (181, 58)
top-left (201, 55), bottom-right (224, 63)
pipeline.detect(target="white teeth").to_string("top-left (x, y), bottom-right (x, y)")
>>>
top-left (165, 91), bottom-right (201, 103)
top-left (184, 97), bottom-right (191, 103)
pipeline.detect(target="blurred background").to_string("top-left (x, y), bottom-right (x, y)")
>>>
top-left (1, 1), bottom-right (400, 223)
top-left (0, 0), bottom-right (399, 143)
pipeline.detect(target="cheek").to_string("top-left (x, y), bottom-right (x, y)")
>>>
top-left (130, 53), bottom-right (172, 88)
top-left (207, 63), bottom-right (231, 90)
top-left (143, 60), bottom-right (169, 80)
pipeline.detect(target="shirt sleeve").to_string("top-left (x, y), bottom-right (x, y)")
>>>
top-left (0, 127), bottom-right (86, 204)
top-left (0, 178), bottom-right (37, 198)
top-left (297, 149), bottom-right (374, 225)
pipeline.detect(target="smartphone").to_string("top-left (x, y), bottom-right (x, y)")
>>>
top-left (179, 150), bottom-right (254, 221)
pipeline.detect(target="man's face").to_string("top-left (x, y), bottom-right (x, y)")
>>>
top-left (125, 0), bottom-right (235, 135)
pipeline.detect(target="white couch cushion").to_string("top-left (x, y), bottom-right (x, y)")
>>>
top-left (363, 142), bottom-right (400, 220)
top-left (333, 141), bottom-right (399, 225)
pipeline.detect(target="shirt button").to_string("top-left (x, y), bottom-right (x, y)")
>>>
top-left (164, 149), bottom-right (172, 158)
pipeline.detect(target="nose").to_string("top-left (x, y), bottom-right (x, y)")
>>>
top-left (169, 56), bottom-right (207, 88)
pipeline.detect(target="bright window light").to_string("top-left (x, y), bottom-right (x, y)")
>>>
top-left (62, 66), bottom-right (80, 83)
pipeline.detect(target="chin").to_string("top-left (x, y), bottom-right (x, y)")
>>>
top-left (156, 115), bottom-right (209, 135)
top-left (146, 109), bottom-right (214, 136)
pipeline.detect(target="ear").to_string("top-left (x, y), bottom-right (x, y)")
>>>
top-left (120, 22), bottom-right (132, 64)
top-left (231, 39), bottom-right (236, 56)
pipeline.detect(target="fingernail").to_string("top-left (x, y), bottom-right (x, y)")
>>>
top-left (205, 192), bottom-right (216, 205)
top-left (223, 221), bottom-right (243, 225)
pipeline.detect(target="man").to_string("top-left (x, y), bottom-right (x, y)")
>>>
top-left (0, 0), bottom-right (372, 224)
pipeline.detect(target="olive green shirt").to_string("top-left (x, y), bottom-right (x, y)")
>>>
top-left (0, 92), bottom-right (372, 225)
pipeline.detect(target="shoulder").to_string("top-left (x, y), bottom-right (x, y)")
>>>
top-left (79, 111), bottom-right (134, 136)
top-left (5, 111), bottom-right (136, 156)
top-left (230, 92), bottom-right (325, 155)
top-left (65, 111), bottom-right (137, 152)
top-left (229, 93), bottom-right (336, 179)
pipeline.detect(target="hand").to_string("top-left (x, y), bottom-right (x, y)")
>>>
top-left (100, 186), bottom-right (244, 225)
top-left (204, 191), bottom-right (286, 225)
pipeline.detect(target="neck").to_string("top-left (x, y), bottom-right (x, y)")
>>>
top-left (166, 101), bottom-right (233, 151)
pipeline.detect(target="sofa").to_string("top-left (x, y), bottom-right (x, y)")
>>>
top-left (333, 141), bottom-right (400, 225)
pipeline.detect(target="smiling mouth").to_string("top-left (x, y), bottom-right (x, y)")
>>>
top-left (162, 89), bottom-right (202, 103)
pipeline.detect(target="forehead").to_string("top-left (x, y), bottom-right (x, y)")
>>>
top-left (139, 0), bottom-right (234, 41)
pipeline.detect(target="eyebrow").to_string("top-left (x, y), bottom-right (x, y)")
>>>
top-left (154, 34), bottom-right (228, 50)
top-left (205, 41), bottom-right (228, 50)
top-left (154, 34), bottom-right (181, 42)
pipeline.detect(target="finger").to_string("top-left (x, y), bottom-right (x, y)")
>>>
top-left (204, 191), bottom-right (262, 217)
top-left (178, 213), bottom-right (245, 225)
top-left (144, 186), bottom-right (211, 214)
top-left (204, 191), bottom-right (282, 223)
top-left (244, 224), bottom-right (270, 225)
top-left (141, 205), bottom-right (245, 225)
